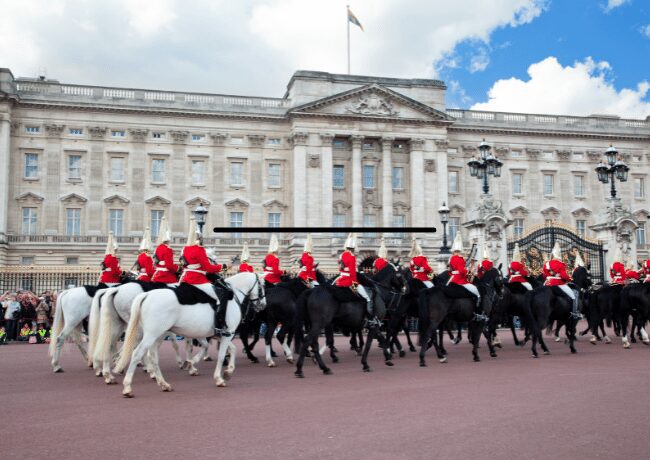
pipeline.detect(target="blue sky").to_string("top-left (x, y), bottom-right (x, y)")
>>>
top-left (1, 0), bottom-right (649, 118)
top-left (442, 0), bottom-right (650, 111)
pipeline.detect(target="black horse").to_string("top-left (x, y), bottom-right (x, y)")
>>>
top-left (619, 282), bottom-right (650, 346)
top-left (417, 267), bottom-right (503, 366)
top-left (293, 264), bottom-right (404, 377)
top-left (584, 280), bottom-right (627, 347)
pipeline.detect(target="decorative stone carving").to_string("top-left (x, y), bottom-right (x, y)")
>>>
top-left (363, 189), bottom-right (380, 207)
top-left (333, 200), bottom-right (352, 214)
top-left (320, 133), bottom-right (334, 145)
top-left (16, 192), bottom-right (44, 204)
top-left (557, 150), bottom-right (571, 161)
top-left (210, 132), bottom-right (228, 146)
top-left (434, 139), bottom-right (449, 149)
top-left (129, 128), bottom-right (149, 142)
top-left (308, 154), bottom-right (321, 168)
top-left (103, 194), bottom-right (130, 205)
top-left (350, 135), bottom-right (364, 149)
top-left (345, 92), bottom-right (399, 116)
top-left (424, 159), bottom-right (436, 172)
top-left (495, 145), bottom-right (509, 155)
top-left (486, 221), bottom-right (504, 262)
top-left (10, 122), bottom-right (20, 135)
top-left (224, 198), bottom-right (248, 209)
top-left (262, 199), bottom-right (288, 210)
top-left (248, 134), bottom-right (266, 147)
top-left (60, 193), bottom-right (88, 205)
top-left (586, 150), bottom-right (601, 161)
top-left (381, 136), bottom-right (395, 149)
top-left (461, 144), bottom-right (477, 157)
top-left (541, 206), bottom-right (561, 221)
top-left (620, 152), bottom-right (631, 163)
top-left (44, 123), bottom-right (65, 137)
top-left (170, 130), bottom-right (189, 143)
top-left (526, 148), bottom-right (541, 160)
top-left (288, 132), bottom-right (309, 146)
top-left (571, 207), bottom-right (592, 218)
top-left (145, 195), bottom-right (171, 206)
top-left (411, 138), bottom-right (425, 150)
top-left (88, 126), bottom-right (107, 139)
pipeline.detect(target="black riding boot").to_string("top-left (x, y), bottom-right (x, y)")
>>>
top-left (570, 290), bottom-right (581, 319)
top-left (214, 301), bottom-right (231, 337)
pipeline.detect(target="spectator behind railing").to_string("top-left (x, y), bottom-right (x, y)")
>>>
top-left (1, 290), bottom-right (57, 343)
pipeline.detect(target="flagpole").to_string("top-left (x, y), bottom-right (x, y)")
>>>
top-left (347, 5), bottom-right (350, 74)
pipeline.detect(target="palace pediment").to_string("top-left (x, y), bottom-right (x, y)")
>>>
top-left (288, 84), bottom-right (453, 123)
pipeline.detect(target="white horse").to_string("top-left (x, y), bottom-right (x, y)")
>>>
top-left (115, 272), bottom-right (265, 397)
top-left (49, 286), bottom-right (109, 373)
top-left (91, 283), bottom-right (201, 384)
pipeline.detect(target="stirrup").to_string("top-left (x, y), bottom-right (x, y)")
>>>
top-left (366, 317), bottom-right (382, 328)
top-left (214, 328), bottom-right (232, 338)
top-left (473, 313), bottom-right (489, 322)
top-left (570, 312), bottom-right (583, 320)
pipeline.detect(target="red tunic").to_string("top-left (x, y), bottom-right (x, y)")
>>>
top-left (508, 261), bottom-right (529, 283)
top-left (152, 244), bottom-right (178, 284)
top-left (335, 250), bottom-right (357, 287)
top-left (626, 269), bottom-right (640, 281)
top-left (477, 260), bottom-right (494, 279)
top-left (543, 260), bottom-right (571, 286)
top-left (410, 255), bottom-right (433, 282)
top-left (298, 252), bottom-right (316, 281)
top-left (179, 245), bottom-right (223, 284)
top-left (644, 259), bottom-right (650, 282)
top-left (448, 254), bottom-right (470, 285)
top-left (238, 262), bottom-right (254, 273)
top-left (609, 262), bottom-right (626, 285)
top-left (99, 254), bottom-right (121, 284)
top-left (136, 253), bottom-right (154, 281)
top-left (374, 258), bottom-right (388, 272)
top-left (263, 254), bottom-right (283, 284)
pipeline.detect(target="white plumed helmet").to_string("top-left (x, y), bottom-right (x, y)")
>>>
top-left (105, 231), bottom-right (118, 256)
top-left (512, 243), bottom-right (522, 263)
top-left (186, 218), bottom-right (200, 246)
top-left (268, 233), bottom-right (279, 253)
top-left (304, 234), bottom-right (314, 253)
top-left (612, 245), bottom-right (623, 264)
top-left (574, 250), bottom-right (585, 268)
top-left (240, 241), bottom-right (250, 262)
top-left (551, 241), bottom-right (562, 261)
top-left (451, 232), bottom-right (463, 253)
top-left (156, 217), bottom-right (171, 245)
top-left (481, 244), bottom-right (491, 262)
top-left (409, 238), bottom-right (423, 258)
top-left (344, 233), bottom-right (357, 250)
top-left (139, 227), bottom-right (152, 253)
top-left (378, 237), bottom-right (388, 259)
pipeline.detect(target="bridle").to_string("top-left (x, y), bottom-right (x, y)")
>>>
top-left (229, 274), bottom-right (266, 320)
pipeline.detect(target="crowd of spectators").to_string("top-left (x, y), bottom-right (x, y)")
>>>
top-left (1, 290), bottom-right (57, 344)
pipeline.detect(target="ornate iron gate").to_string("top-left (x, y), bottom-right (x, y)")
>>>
top-left (507, 223), bottom-right (606, 285)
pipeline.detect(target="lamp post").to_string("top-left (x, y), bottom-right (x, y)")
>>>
top-left (193, 202), bottom-right (208, 235)
top-left (467, 139), bottom-right (503, 195)
top-left (438, 202), bottom-right (450, 254)
top-left (595, 145), bottom-right (629, 198)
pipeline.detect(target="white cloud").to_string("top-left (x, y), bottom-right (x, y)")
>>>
top-left (0, 0), bottom-right (546, 95)
top-left (471, 56), bottom-right (650, 118)
top-left (469, 48), bottom-right (491, 73)
top-left (602, 0), bottom-right (631, 13)
top-left (640, 24), bottom-right (650, 39)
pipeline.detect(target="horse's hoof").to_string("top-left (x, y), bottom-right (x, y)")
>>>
top-left (543, 351), bottom-right (550, 355)
top-left (332, 356), bottom-right (340, 363)
top-left (495, 343), bottom-right (502, 349)
top-left (399, 350), bottom-right (406, 358)
top-left (490, 352), bottom-right (497, 358)
top-left (439, 357), bottom-right (448, 364)
top-left (95, 370), bottom-right (102, 377)
top-left (643, 340), bottom-right (650, 346)
top-left (181, 361), bottom-right (191, 370)
top-left (189, 369), bottom-right (200, 376)
top-left (323, 368), bottom-right (333, 375)
top-left (104, 376), bottom-right (117, 385)
top-left (161, 384), bottom-right (173, 392)
top-left (473, 357), bottom-right (481, 362)
top-left (554, 337), bottom-right (561, 342)
top-left (203, 356), bottom-right (213, 362)
top-left (123, 389), bottom-right (134, 398)
top-left (419, 361), bottom-right (427, 367)
top-left (53, 367), bottom-right (63, 373)
top-left (331, 346), bottom-right (339, 353)
top-left (409, 346), bottom-right (417, 352)
top-left (267, 361), bottom-right (276, 368)
top-left (571, 349), bottom-right (577, 354)
top-left (286, 358), bottom-right (294, 364)
top-left (604, 337), bottom-right (612, 344)
top-left (385, 360), bottom-right (394, 367)
top-left (250, 357), bottom-right (259, 364)
top-left (363, 367), bottom-right (372, 372)
top-left (216, 379), bottom-right (227, 387)
top-left (294, 371), bottom-right (304, 378)
top-left (532, 354), bottom-right (538, 358)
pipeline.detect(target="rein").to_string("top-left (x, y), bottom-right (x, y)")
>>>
top-left (229, 275), bottom-right (264, 322)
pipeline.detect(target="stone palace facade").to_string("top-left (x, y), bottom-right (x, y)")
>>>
top-left (0, 67), bottom-right (648, 270)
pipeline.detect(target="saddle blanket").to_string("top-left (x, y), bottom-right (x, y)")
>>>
top-left (443, 284), bottom-right (476, 300)
top-left (173, 283), bottom-right (218, 307)
top-left (508, 282), bottom-right (530, 295)
top-left (84, 283), bottom-right (108, 298)
top-left (324, 284), bottom-right (366, 303)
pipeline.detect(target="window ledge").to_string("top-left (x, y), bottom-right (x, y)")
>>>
top-left (151, 182), bottom-right (167, 186)
top-left (109, 180), bottom-right (125, 185)
top-left (23, 177), bottom-right (39, 181)
top-left (575, 196), bottom-right (586, 200)
top-left (543, 195), bottom-right (555, 199)
top-left (66, 178), bottom-right (83, 184)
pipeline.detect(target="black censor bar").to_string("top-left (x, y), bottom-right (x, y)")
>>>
top-left (212, 226), bottom-right (437, 233)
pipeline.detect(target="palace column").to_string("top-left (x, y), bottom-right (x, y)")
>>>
top-left (0, 110), bottom-right (11, 261)
top-left (410, 138), bottom-right (425, 227)
top-left (351, 135), bottom-right (364, 227)
top-left (320, 133), bottom-right (334, 227)
top-left (381, 137), bottom-right (394, 227)
top-left (290, 132), bottom-right (309, 227)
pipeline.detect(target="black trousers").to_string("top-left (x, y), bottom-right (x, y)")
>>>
top-left (5, 320), bottom-right (17, 341)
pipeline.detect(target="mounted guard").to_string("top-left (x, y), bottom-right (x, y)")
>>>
top-left (543, 242), bottom-right (579, 316)
top-left (99, 232), bottom-right (121, 286)
top-left (643, 257), bottom-right (650, 283)
top-left (152, 217), bottom-right (179, 285)
top-left (298, 234), bottom-right (318, 286)
top-left (609, 247), bottom-right (627, 285)
top-left (508, 243), bottom-right (532, 290)
top-left (238, 242), bottom-right (254, 273)
top-left (409, 237), bottom-right (433, 288)
top-left (477, 245), bottom-right (494, 279)
top-left (625, 263), bottom-right (641, 283)
top-left (134, 227), bottom-right (154, 281)
top-left (374, 237), bottom-right (389, 272)
top-left (447, 232), bottom-right (481, 308)
top-left (263, 234), bottom-right (284, 289)
top-left (335, 233), bottom-right (374, 317)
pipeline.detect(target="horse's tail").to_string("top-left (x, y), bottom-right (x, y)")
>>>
top-left (87, 289), bottom-right (107, 364)
top-left (417, 290), bottom-right (431, 347)
top-left (545, 321), bottom-right (554, 337)
top-left (49, 289), bottom-right (68, 357)
top-left (293, 289), bottom-right (311, 353)
top-left (93, 287), bottom-right (119, 365)
top-left (114, 292), bottom-right (145, 373)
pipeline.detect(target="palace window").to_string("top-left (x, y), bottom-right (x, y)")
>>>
top-left (635, 177), bottom-right (645, 198)
top-left (111, 130), bottom-right (126, 138)
top-left (150, 210), bottom-right (163, 238)
top-left (25, 126), bottom-right (40, 134)
top-left (268, 163), bottom-right (281, 188)
top-left (66, 208), bottom-right (81, 236)
top-left (191, 160), bottom-right (205, 185)
top-left (68, 155), bottom-right (81, 180)
top-left (362, 165), bottom-right (376, 189)
top-left (637, 222), bottom-right (646, 246)
top-left (513, 218), bottom-right (524, 238)
top-left (267, 138), bottom-right (281, 146)
top-left (69, 128), bottom-right (83, 135)
top-left (392, 167), bottom-right (404, 189)
top-left (392, 214), bottom-right (405, 238)
top-left (333, 165), bottom-right (345, 188)
top-left (191, 134), bottom-right (205, 142)
top-left (448, 217), bottom-right (460, 242)
top-left (543, 174), bottom-right (554, 196)
top-left (66, 256), bottom-right (79, 265)
top-left (448, 171), bottom-right (459, 193)
top-left (576, 220), bottom-right (586, 237)
top-left (109, 209), bottom-right (124, 236)
top-left (22, 207), bottom-right (38, 235)
top-left (230, 212), bottom-right (243, 238)
top-left (363, 214), bottom-right (376, 236)
top-left (268, 212), bottom-right (281, 228)
top-left (152, 159), bottom-right (166, 183)
top-left (21, 256), bottom-right (34, 265)
top-left (110, 157), bottom-right (125, 182)
top-left (333, 213), bottom-right (346, 236)
top-left (512, 173), bottom-right (523, 195)
top-left (24, 153), bottom-right (39, 179)
top-left (230, 137), bottom-right (243, 145)
top-left (230, 162), bottom-right (244, 186)
top-left (574, 175), bottom-right (585, 197)
top-left (152, 132), bottom-right (165, 140)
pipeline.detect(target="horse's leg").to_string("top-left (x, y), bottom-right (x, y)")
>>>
top-left (567, 317), bottom-right (577, 354)
top-left (403, 322), bottom-right (417, 352)
top-left (295, 328), bottom-right (318, 378)
top-left (392, 333), bottom-right (406, 358)
top-left (325, 327), bottom-right (339, 363)
top-left (281, 330), bottom-right (294, 364)
top-left (122, 334), bottom-right (160, 397)
top-left (469, 321), bottom-right (483, 362)
top-left (101, 322), bottom-right (124, 384)
top-left (539, 333), bottom-right (550, 355)
top-left (186, 338), bottom-right (209, 376)
top-left (484, 321), bottom-right (497, 358)
top-left (215, 336), bottom-right (234, 387)
top-left (376, 329), bottom-right (394, 366)
top-left (620, 311), bottom-right (631, 349)
top-left (554, 320), bottom-right (563, 342)
top-left (438, 327), bottom-right (448, 356)
top-left (240, 323), bottom-right (259, 364)
top-left (510, 317), bottom-right (522, 346)
top-left (361, 327), bottom-right (375, 372)
top-left (51, 319), bottom-right (77, 373)
top-left (265, 320), bottom-right (277, 367)
top-left (168, 333), bottom-right (184, 368)
top-left (419, 322), bottom-right (435, 367)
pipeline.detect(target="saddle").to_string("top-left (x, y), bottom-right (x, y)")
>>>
top-left (131, 280), bottom-right (168, 292)
top-left (84, 283), bottom-right (108, 297)
top-left (508, 282), bottom-right (529, 295)
top-left (443, 283), bottom-right (476, 300)
top-left (324, 284), bottom-right (365, 303)
top-left (172, 284), bottom-right (218, 309)
top-left (275, 278), bottom-right (309, 298)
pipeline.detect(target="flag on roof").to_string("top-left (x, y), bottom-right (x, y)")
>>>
top-left (347, 6), bottom-right (364, 31)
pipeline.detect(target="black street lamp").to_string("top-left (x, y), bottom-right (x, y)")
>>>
top-left (595, 145), bottom-right (629, 198)
top-left (467, 139), bottom-right (502, 195)
top-left (438, 202), bottom-right (450, 254)
top-left (193, 202), bottom-right (208, 234)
